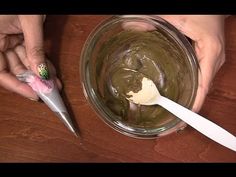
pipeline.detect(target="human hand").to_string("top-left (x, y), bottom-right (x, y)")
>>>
top-left (123, 15), bottom-right (226, 112)
top-left (158, 15), bottom-right (226, 112)
top-left (0, 15), bottom-right (61, 101)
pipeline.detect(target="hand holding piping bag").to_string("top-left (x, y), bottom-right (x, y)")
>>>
top-left (0, 15), bottom-right (79, 137)
top-left (18, 16), bottom-right (79, 137)
top-left (0, 15), bottom-right (61, 100)
top-left (18, 15), bottom-right (62, 90)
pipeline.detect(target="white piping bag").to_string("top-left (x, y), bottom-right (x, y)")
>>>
top-left (17, 70), bottom-right (79, 137)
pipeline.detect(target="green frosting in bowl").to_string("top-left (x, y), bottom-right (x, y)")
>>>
top-left (94, 30), bottom-right (191, 129)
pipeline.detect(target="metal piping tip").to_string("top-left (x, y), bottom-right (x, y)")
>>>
top-left (55, 112), bottom-right (80, 138)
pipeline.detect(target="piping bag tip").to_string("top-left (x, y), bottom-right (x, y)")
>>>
top-left (56, 112), bottom-right (81, 138)
top-left (17, 70), bottom-right (80, 138)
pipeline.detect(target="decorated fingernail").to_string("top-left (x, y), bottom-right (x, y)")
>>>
top-left (38, 63), bottom-right (49, 80)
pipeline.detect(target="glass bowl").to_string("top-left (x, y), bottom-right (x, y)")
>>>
top-left (80, 15), bottom-right (199, 138)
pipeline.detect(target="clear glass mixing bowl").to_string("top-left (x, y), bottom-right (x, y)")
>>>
top-left (80, 15), bottom-right (199, 138)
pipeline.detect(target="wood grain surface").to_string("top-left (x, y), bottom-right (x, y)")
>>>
top-left (0, 15), bottom-right (236, 162)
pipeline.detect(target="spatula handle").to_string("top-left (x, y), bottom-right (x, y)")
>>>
top-left (157, 96), bottom-right (236, 152)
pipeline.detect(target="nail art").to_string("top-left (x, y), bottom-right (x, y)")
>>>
top-left (38, 63), bottom-right (49, 80)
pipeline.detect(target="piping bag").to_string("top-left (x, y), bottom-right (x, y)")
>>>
top-left (16, 70), bottom-right (80, 138)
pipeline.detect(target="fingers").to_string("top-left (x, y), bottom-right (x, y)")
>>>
top-left (5, 50), bottom-right (27, 75)
top-left (14, 45), bottom-right (62, 90)
top-left (156, 15), bottom-right (225, 112)
top-left (191, 72), bottom-right (210, 113)
top-left (0, 52), bottom-right (7, 72)
top-left (0, 46), bottom-right (62, 102)
top-left (14, 45), bottom-right (30, 68)
top-left (0, 34), bottom-right (24, 52)
top-left (158, 15), bottom-right (200, 41)
top-left (18, 15), bottom-right (49, 80)
top-left (192, 46), bottom-right (213, 113)
top-left (191, 39), bottom-right (225, 112)
top-left (0, 51), bottom-right (38, 100)
top-left (0, 71), bottom-right (38, 100)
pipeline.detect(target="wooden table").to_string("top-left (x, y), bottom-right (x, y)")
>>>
top-left (0, 15), bottom-right (236, 162)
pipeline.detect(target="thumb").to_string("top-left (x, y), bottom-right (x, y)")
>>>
top-left (18, 15), bottom-right (49, 80)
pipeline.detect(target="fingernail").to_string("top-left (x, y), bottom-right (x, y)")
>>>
top-left (37, 63), bottom-right (49, 80)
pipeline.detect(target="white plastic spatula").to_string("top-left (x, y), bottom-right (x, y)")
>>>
top-left (126, 77), bottom-right (236, 152)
